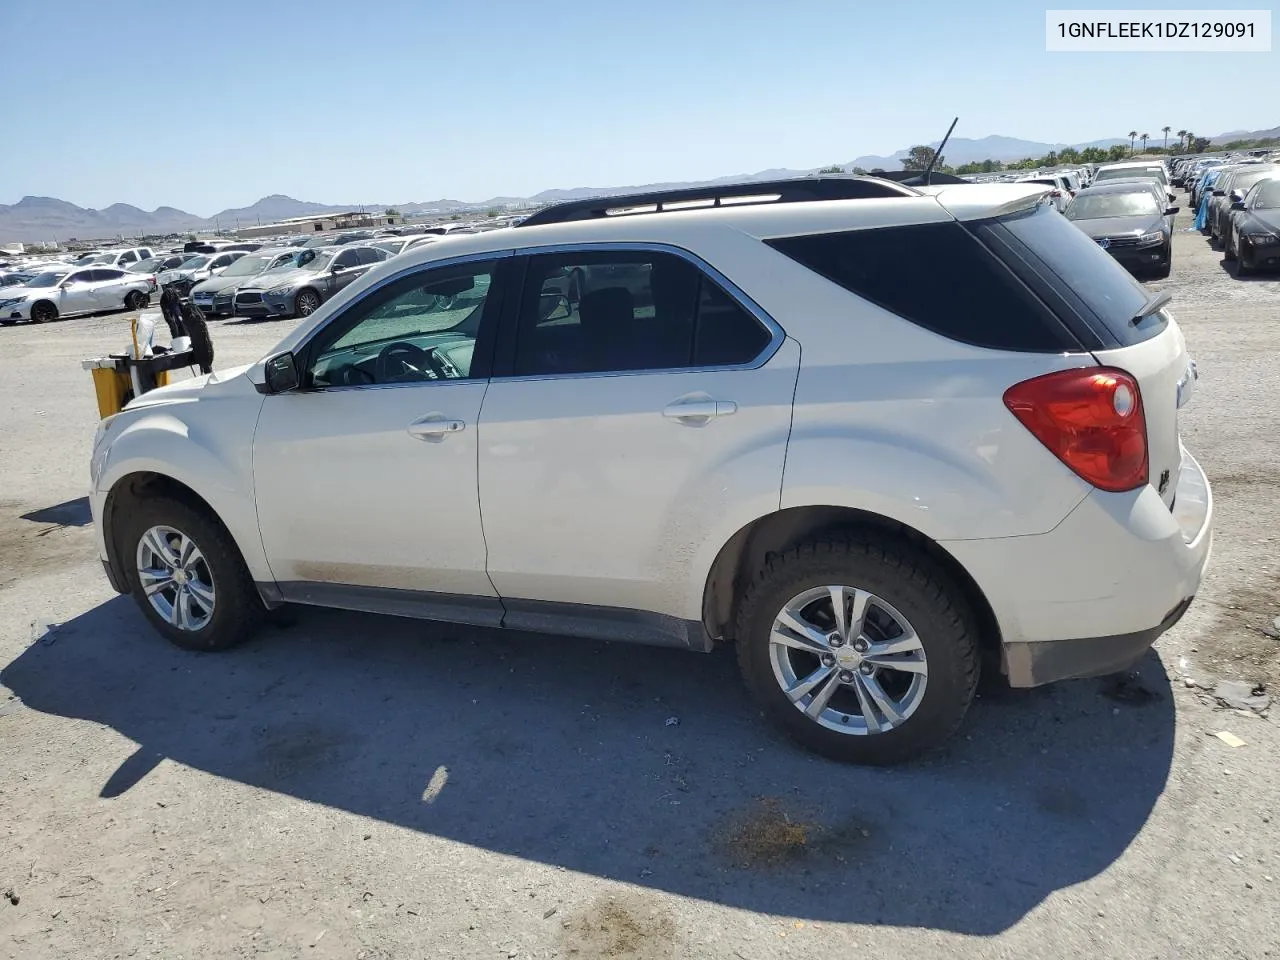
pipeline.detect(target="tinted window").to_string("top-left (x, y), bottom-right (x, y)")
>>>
top-left (993, 206), bottom-right (1158, 346)
top-left (334, 250), bottom-right (360, 269)
top-left (307, 262), bottom-right (497, 388)
top-left (766, 222), bottom-right (1071, 352)
top-left (93, 269), bottom-right (125, 281)
top-left (355, 247), bottom-right (385, 265)
top-left (119, 251), bottom-right (137, 263)
top-left (66, 272), bottom-right (92, 284)
top-left (512, 250), bottom-right (772, 376)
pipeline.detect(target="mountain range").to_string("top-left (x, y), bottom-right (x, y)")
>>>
top-left (3, 126), bottom-right (1274, 243)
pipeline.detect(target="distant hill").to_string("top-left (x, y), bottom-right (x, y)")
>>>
top-left (2, 124), bottom-right (1272, 242)
top-left (1210, 125), bottom-right (1280, 143)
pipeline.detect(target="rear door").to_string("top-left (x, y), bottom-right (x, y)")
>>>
top-left (90, 268), bottom-right (129, 308)
top-left (477, 246), bottom-right (798, 622)
top-left (59, 270), bottom-right (97, 314)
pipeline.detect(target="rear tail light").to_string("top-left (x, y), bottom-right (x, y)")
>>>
top-left (1050, 189), bottom-right (1063, 198)
top-left (1003, 367), bottom-right (1148, 492)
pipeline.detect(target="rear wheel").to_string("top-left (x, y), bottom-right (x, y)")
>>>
top-left (735, 536), bottom-right (980, 765)
top-left (125, 290), bottom-right (147, 311)
top-left (294, 289), bottom-right (321, 317)
top-left (120, 496), bottom-right (263, 652)
top-left (29, 300), bottom-right (57, 324)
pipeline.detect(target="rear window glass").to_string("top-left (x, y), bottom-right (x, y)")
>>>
top-left (992, 206), bottom-right (1160, 345)
top-left (765, 222), bottom-right (1074, 352)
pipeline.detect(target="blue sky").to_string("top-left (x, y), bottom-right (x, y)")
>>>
top-left (0, 0), bottom-right (1274, 215)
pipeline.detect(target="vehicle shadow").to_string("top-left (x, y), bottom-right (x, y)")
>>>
top-left (1216, 259), bottom-right (1279, 281)
top-left (1, 597), bottom-right (1176, 935)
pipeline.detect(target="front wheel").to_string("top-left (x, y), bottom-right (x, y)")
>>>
top-left (735, 536), bottom-right (979, 765)
top-left (29, 300), bottom-right (57, 324)
top-left (1237, 254), bottom-right (1254, 277)
top-left (120, 497), bottom-right (263, 652)
top-left (294, 289), bottom-right (321, 317)
top-left (1223, 231), bottom-right (1237, 262)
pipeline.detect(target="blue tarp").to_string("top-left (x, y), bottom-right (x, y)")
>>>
top-left (1193, 170), bottom-right (1221, 230)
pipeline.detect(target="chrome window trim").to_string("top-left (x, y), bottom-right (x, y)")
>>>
top-left (497, 240), bottom-right (786, 383)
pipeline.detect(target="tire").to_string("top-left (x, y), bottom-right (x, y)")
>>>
top-left (734, 536), bottom-right (980, 765)
top-left (1237, 255), bottom-right (1254, 277)
top-left (294, 289), bottom-right (321, 317)
top-left (125, 290), bottom-right (146, 311)
top-left (119, 496), bottom-right (263, 652)
top-left (1223, 230), bottom-right (1237, 262)
top-left (29, 300), bottom-right (57, 324)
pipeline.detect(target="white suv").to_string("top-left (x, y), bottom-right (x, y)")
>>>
top-left (89, 177), bottom-right (1213, 764)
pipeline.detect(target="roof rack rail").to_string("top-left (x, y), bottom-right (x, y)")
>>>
top-left (517, 175), bottom-right (918, 227)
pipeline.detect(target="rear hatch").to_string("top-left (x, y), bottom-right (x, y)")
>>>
top-left (964, 203), bottom-right (1191, 508)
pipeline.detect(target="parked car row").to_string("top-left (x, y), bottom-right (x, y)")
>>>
top-left (1174, 152), bottom-right (1280, 277)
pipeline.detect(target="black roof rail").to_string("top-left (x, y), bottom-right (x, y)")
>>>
top-left (517, 175), bottom-right (918, 227)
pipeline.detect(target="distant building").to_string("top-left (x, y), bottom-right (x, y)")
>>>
top-left (235, 211), bottom-right (399, 238)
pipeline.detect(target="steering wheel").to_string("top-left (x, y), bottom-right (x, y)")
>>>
top-left (374, 341), bottom-right (449, 382)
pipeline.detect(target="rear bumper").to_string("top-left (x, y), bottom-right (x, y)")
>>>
top-left (944, 447), bottom-right (1213, 687)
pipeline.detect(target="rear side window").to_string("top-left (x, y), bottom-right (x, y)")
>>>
top-left (765, 222), bottom-right (1075, 352)
top-left (989, 206), bottom-right (1158, 346)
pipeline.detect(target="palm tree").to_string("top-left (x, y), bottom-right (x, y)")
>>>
top-left (1177, 128), bottom-right (1188, 150)
top-left (1128, 130), bottom-right (1138, 154)
top-left (1140, 133), bottom-right (1150, 153)
top-left (1186, 132), bottom-right (1196, 153)
top-left (1162, 126), bottom-right (1171, 150)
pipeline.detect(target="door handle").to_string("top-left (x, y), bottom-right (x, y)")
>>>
top-left (662, 399), bottom-right (737, 422)
top-left (407, 415), bottom-right (466, 440)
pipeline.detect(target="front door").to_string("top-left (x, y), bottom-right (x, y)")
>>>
top-left (253, 255), bottom-right (510, 622)
top-left (478, 247), bottom-right (800, 622)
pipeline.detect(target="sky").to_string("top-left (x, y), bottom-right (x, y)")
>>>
top-left (0, 0), bottom-right (1275, 215)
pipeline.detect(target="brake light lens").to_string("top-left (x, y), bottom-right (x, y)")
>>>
top-left (1003, 367), bottom-right (1148, 492)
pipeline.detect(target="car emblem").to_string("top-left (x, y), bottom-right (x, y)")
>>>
top-left (1097, 238), bottom-right (1111, 250)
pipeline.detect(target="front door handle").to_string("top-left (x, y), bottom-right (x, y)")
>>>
top-left (407, 415), bottom-right (466, 440)
top-left (662, 398), bottom-right (738, 422)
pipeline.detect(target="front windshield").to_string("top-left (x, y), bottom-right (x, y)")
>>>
top-left (71, 254), bottom-right (98, 265)
top-left (178, 255), bottom-right (212, 270)
top-left (302, 235), bottom-right (335, 248)
top-left (1067, 192), bottom-right (1160, 219)
top-left (220, 254), bottom-right (273, 277)
top-left (22, 272), bottom-right (68, 288)
top-left (128, 258), bottom-right (161, 273)
top-left (1251, 179), bottom-right (1280, 209)
top-left (1233, 169), bottom-right (1280, 195)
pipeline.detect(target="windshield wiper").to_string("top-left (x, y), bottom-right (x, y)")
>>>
top-left (1131, 289), bottom-right (1172, 325)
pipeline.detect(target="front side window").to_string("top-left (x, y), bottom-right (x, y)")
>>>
top-left (511, 250), bottom-right (771, 376)
top-left (306, 260), bottom-right (498, 388)
top-left (333, 250), bottom-right (360, 270)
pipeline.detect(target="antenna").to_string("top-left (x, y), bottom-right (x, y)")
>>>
top-left (922, 116), bottom-right (959, 185)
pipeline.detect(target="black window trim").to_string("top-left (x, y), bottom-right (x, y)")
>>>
top-left (288, 249), bottom-right (515, 393)
top-left (488, 241), bottom-right (785, 381)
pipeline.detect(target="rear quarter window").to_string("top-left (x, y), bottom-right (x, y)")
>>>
top-left (765, 222), bottom-right (1078, 352)
top-left (983, 206), bottom-right (1161, 346)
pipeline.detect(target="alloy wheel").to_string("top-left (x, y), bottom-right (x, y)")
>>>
top-left (135, 525), bottom-right (216, 632)
top-left (768, 585), bottom-right (928, 735)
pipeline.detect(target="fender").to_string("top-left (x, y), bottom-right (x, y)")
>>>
top-left (95, 385), bottom-right (271, 582)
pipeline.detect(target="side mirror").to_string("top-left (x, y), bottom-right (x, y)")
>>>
top-left (1165, 206), bottom-right (1180, 216)
top-left (538, 293), bottom-right (572, 322)
top-left (261, 352), bottom-right (299, 394)
top-left (1231, 200), bottom-right (1245, 210)
top-left (1168, 192), bottom-right (1176, 202)
top-left (331, 264), bottom-right (345, 273)
top-left (1230, 190), bottom-right (1245, 203)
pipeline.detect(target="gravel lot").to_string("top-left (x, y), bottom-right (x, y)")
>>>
top-left (2, 222), bottom-right (1278, 960)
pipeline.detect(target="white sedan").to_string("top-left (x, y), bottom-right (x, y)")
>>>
top-left (0, 266), bottom-right (154, 324)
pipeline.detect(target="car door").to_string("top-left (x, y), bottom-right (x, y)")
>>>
top-left (58, 270), bottom-right (98, 315)
top-left (477, 246), bottom-right (799, 626)
top-left (91, 268), bottom-right (128, 308)
top-left (327, 248), bottom-right (364, 296)
top-left (252, 253), bottom-right (511, 621)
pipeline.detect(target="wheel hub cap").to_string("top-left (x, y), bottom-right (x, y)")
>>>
top-left (768, 584), bottom-right (928, 736)
top-left (135, 525), bottom-right (215, 632)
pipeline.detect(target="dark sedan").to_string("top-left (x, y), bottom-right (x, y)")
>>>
top-left (1064, 184), bottom-right (1178, 278)
top-left (1210, 165), bottom-right (1279, 247)
top-left (1225, 177), bottom-right (1280, 276)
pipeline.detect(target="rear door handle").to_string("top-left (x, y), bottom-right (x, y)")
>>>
top-left (662, 399), bottom-right (738, 422)
top-left (407, 415), bottom-right (466, 440)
